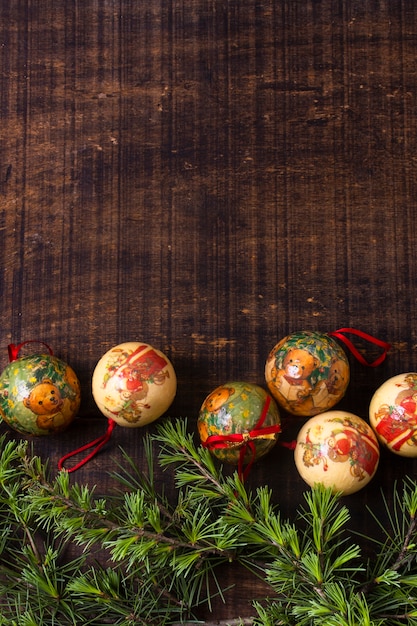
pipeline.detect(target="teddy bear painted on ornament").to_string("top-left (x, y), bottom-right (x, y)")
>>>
top-left (23, 379), bottom-right (72, 431)
top-left (0, 355), bottom-right (81, 436)
top-left (198, 385), bottom-right (235, 440)
top-left (266, 331), bottom-right (350, 416)
top-left (197, 382), bottom-right (281, 466)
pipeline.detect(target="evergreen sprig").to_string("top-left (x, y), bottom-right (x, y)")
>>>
top-left (0, 419), bottom-right (416, 624)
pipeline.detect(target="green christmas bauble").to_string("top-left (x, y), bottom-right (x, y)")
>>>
top-left (197, 382), bottom-right (281, 465)
top-left (265, 331), bottom-right (350, 417)
top-left (0, 354), bottom-right (81, 436)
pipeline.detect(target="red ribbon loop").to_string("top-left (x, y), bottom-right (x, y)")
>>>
top-left (8, 341), bottom-right (54, 362)
top-left (202, 395), bottom-right (281, 481)
top-left (328, 328), bottom-right (391, 367)
top-left (58, 419), bottom-right (116, 473)
top-left (279, 439), bottom-right (297, 450)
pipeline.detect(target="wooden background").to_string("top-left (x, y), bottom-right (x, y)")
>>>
top-left (1, 0), bottom-right (417, 621)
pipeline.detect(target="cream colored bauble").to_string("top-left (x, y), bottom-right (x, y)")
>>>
top-left (369, 372), bottom-right (417, 457)
top-left (92, 342), bottom-right (176, 427)
top-left (294, 410), bottom-right (379, 495)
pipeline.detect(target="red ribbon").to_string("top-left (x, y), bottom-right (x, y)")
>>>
top-left (328, 328), bottom-right (391, 367)
top-left (8, 341), bottom-right (53, 362)
top-left (202, 395), bottom-right (282, 481)
top-left (58, 418), bottom-right (116, 473)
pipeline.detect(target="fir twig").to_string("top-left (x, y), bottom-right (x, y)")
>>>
top-left (0, 422), bottom-right (417, 624)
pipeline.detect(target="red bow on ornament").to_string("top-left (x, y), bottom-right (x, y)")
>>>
top-left (201, 395), bottom-right (282, 481)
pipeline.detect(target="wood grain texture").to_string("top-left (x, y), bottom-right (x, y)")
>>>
top-left (1, 0), bottom-right (417, 619)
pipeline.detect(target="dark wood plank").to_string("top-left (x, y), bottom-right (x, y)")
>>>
top-left (1, 0), bottom-right (417, 620)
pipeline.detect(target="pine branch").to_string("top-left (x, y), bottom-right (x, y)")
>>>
top-left (30, 479), bottom-right (237, 562)
top-left (155, 419), bottom-right (233, 498)
top-left (2, 426), bottom-right (417, 624)
top-left (390, 515), bottom-right (417, 572)
top-left (172, 617), bottom-right (254, 626)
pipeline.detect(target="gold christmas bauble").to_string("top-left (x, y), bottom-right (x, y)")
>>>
top-left (265, 331), bottom-right (349, 417)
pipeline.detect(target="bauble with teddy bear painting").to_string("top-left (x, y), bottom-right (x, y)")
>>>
top-left (265, 331), bottom-right (350, 417)
top-left (0, 352), bottom-right (81, 436)
top-left (197, 381), bottom-right (281, 467)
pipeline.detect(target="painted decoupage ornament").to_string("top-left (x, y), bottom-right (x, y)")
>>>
top-left (59, 341), bottom-right (177, 473)
top-left (369, 372), bottom-right (417, 457)
top-left (197, 382), bottom-right (281, 478)
top-left (294, 410), bottom-right (380, 495)
top-left (265, 328), bottom-right (391, 417)
top-left (92, 341), bottom-right (177, 427)
top-left (265, 331), bottom-right (350, 417)
top-left (0, 342), bottom-right (80, 436)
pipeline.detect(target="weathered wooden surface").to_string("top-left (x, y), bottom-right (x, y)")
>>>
top-left (1, 0), bottom-right (417, 620)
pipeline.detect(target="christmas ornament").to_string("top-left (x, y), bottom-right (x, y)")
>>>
top-left (294, 410), bottom-right (380, 495)
top-left (369, 372), bottom-right (417, 457)
top-left (59, 341), bottom-right (176, 472)
top-left (92, 341), bottom-right (177, 427)
top-left (0, 341), bottom-right (80, 436)
top-left (265, 328), bottom-right (391, 417)
top-left (198, 382), bottom-right (281, 480)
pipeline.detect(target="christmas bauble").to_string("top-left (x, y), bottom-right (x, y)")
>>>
top-left (197, 382), bottom-right (281, 465)
top-left (92, 342), bottom-right (177, 427)
top-left (294, 410), bottom-right (380, 495)
top-left (265, 331), bottom-right (350, 416)
top-left (369, 372), bottom-right (417, 457)
top-left (0, 354), bottom-right (80, 436)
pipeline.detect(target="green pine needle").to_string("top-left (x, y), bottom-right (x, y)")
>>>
top-left (0, 422), bottom-right (417, 625)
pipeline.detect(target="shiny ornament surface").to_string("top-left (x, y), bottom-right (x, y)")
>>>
top-left (92, 342), bottom-right (176, 427)
top-left (369, 372), bottom-right (417, 457)
top-left (0, 354), bottom-right (80, 436)
top-left (197, 382), bottom-right (280, 465)
top-left (265, 331), bottom-right (350, 416)
top-left (294, 410), bottom-right (379, 495)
